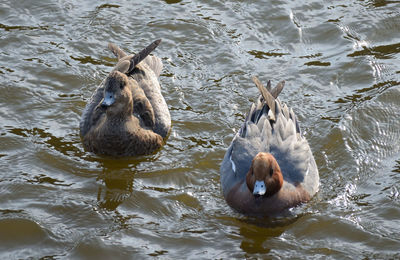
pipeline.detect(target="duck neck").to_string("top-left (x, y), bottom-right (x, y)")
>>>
top-left (105, 108), bottom-right (132, 126)
top-left (267, 168), bottom-right (284, 196)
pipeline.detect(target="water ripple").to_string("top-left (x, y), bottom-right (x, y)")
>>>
top-left (1, 0), bottom-right (400, 258)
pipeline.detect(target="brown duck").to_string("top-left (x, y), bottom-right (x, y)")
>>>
top-left (80, 40), bottom-right (171, 157)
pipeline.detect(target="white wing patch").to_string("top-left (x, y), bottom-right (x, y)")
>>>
top-left (229, 155), bottom-right (236, 173)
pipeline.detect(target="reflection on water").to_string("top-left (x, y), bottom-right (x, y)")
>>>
top-left (238, 216), bottom-right (299, 255)
top-left (97, 163), bottom-right (136, 211)
top-left (0, 0), bottom-right (400, 258)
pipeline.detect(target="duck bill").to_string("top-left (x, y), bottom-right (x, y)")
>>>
top-left (101, 91), bottom-right (115, 107)
top-left (253, 180), bottom-right (266, 197)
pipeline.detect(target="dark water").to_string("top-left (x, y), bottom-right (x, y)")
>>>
top-left (1, 0), bottom-right (400, 259)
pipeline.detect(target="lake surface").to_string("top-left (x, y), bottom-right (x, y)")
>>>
top-left (1, 0), bottom-right (400, 259)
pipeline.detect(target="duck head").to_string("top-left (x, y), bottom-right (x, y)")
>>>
top-left (101, 71), bottom-right (133, 116)
top-left (246, 152), bottom-right (283, 197)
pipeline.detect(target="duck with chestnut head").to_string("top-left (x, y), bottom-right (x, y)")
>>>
top-left (220, 77), bottom-right (319, 216)
top-left (80, 39), bottom-right (170, 157)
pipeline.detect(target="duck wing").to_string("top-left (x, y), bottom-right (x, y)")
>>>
top-left (222, 78), bottom-right (318, 194)
top-left (142, 55), bottom-right (163, 78)
top-left (131, 59), bottom-right (170, 138)
top-left (79, 79), bottom-right (106, 138)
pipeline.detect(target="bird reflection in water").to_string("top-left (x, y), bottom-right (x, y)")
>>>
top-left (238, 215), bottom-right (301, 255)
top-left (96, 160), bottom-right (137, 211)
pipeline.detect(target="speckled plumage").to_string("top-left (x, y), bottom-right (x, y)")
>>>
top-left (80, 40), bottom-right (171, 157)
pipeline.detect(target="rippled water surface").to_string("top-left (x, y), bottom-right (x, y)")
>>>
top-left (1, 0), bottom-right (400, 259)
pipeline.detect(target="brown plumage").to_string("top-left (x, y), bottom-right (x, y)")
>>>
top-left (83, 71), bottom-right (163, 157)
top-left (80, 40), bottom-right (170, 157)
top-left (246, 152), bottom-right (284, 197)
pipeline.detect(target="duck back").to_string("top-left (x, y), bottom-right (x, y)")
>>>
top-left (220, 77), bottom-right (319, 216)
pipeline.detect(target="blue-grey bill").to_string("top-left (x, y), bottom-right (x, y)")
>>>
top-left (253, 180), bottom-right (266, 196)
top-left (102, 91), bottom-right (115, 107)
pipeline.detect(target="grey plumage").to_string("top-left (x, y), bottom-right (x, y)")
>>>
top-left (220, 77), bottom-right (319, 214)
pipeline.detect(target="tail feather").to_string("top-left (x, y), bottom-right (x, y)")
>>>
top-left (271, 81), bottom-right (285, 99)
top-left (266, 80), bottom-right (272, 92)
top-left (108, 43), bottom-right (127, 60)
top-left (108, 40), bottom-right (163, 77)
top-left (251, 77), bottom-right (286, 122)
top-left (252, 76), bottom-right (277, 121)
top-left (127, 39), bottom-right (162, 74)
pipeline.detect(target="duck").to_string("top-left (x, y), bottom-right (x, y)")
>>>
top-left (80, 39), bottom-right (171, 157)
top-left (220, 77), bottom-right (319, 216)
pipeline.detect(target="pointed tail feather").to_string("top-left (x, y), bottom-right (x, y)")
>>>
top-left (252, 76), bottom-right (277, 121)
top-left (127, 39), bottom-right (162, 74)
top-left (266, 80), bottom-right (272, 92)
top-left (108, 43), bottom-right (127, 60)
top-left (271, 80), bottom-right (285, 99)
